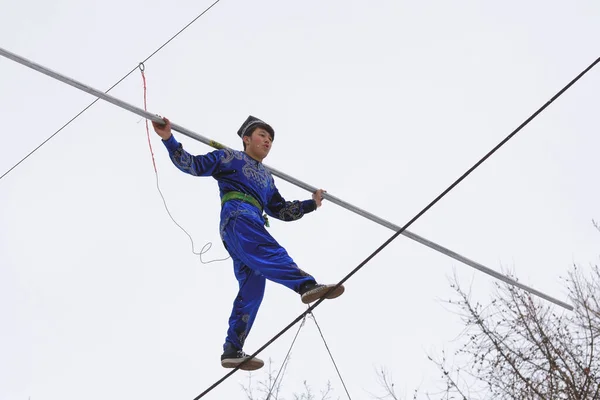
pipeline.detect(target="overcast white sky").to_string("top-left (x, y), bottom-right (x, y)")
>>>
top-left (1, 1), bottom-right (599, 399)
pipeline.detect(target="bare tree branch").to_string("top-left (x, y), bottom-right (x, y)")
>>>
top-left (427, 261), bottom-right (600, 399)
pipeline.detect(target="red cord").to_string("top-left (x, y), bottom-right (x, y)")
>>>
top-left (140, 64), bottom-right (157, 173)
top-left (137, 64), bottom-right (230, 265)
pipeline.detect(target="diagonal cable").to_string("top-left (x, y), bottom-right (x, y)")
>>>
top-left (0, 0), bottom-right (222, 182)
top-left (193, 56), bottom-right (600, 398)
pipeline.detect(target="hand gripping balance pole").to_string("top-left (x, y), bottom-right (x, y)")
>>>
top-left (0, 46), bottom-right (573, 310)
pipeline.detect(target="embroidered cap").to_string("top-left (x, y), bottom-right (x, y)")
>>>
top-left (237, 115), bottom-right (275, 140)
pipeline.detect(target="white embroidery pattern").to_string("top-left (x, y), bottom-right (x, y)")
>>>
top-left (221, 148), bottom-right (244, 164)
top-left (241, 154), bottom-right (271, 189)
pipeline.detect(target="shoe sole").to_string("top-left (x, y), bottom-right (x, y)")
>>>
top-left (301, 284), bottom-right (345, 304)
top-left (221, 357), bottom-right (264, 371)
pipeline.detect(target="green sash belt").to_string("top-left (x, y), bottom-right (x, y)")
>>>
top-left (221, 191), bottom-right (270, 227)
top-left (221, 191), bottom-right (263, 212)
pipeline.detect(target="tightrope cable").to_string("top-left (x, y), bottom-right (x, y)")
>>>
top-left (0, 0), bottom-right (222, 182)
top-left (193, 56), bottom-right (600, 398)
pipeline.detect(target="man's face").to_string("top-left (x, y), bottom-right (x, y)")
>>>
top-left (244, 127), bottom-right (273, 160)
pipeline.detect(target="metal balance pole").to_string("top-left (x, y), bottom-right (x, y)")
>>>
top-left (0, 46), bottom-right (573, 310)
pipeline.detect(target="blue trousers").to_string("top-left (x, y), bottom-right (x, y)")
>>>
top-left (220, 202), bottom-right (315, 351)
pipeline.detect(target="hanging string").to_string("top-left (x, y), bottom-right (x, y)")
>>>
top-left (264, 314), bottom-right (308, 400)
top-left (309, 311), bottom-right (352, 399)
top-left (138, 63), bottom-right (229, 265)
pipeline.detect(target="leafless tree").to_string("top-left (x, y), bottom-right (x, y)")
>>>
top-left (376, 221), bottom-right (600, 399)
top-left (423, 259), bottom-right (600, 399)
top-left (366, 366), bottom-right (411, 400)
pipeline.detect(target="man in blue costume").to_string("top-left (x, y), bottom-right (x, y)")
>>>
top-left (152, 115), bottom-right (345, 371)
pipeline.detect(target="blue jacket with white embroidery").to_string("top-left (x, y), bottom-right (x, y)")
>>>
top-left (161, 135), bottom-right (317, 222)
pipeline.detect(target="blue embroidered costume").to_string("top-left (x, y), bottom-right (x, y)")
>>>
top-left (161, 134), bottom-right (318, 350)
top-left (159, 115), bottom-right (344, 371)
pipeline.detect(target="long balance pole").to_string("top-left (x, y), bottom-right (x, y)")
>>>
top-left (0, 46), bottom-right (573, 310)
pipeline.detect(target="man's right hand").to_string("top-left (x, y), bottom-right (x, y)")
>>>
top-left (152, 116), bottom-right (172, 140)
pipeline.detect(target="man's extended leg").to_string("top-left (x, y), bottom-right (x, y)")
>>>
top-left (224, 212), bottom-right (344, 303)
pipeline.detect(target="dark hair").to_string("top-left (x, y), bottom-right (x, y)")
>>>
top-left (242, 131), bottom-right (252, 150)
